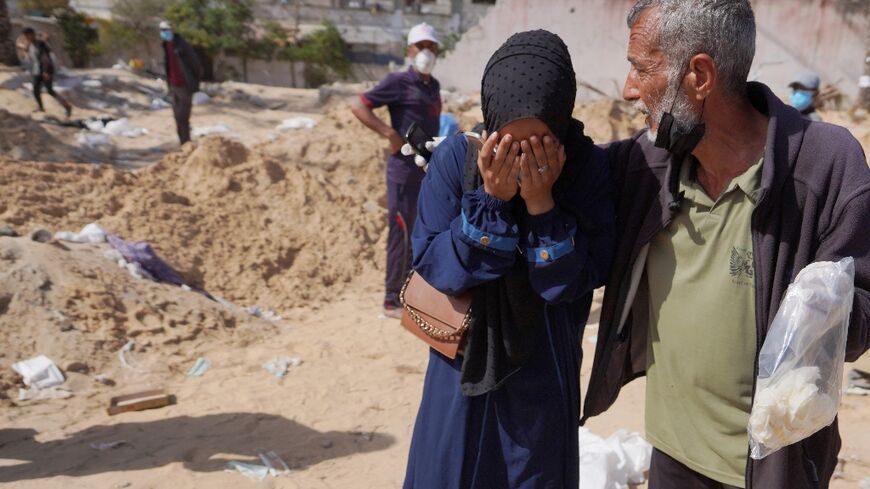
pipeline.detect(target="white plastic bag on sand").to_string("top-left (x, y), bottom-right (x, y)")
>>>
top-left (12, 355), bottom-right (65, 389)
top-left (101, 118), bottom-right (148, 138)
top-left (578, 428), bottom-right (652, 489)
top-left (150, 97), bottom-right (171, 110)
top-left (193, 124), bottom-right (233, 138)
top-left (54, 222), bottom-right (107, 243)
top-left (192, 91), bottom-right (210, 105)
top-left (225, 461), bottom-right (269, 481)
top-left (275, 117), bottom-right (317, 130)
top-left (748, 258), bottom-right (855, 460)
top-left (76, 132), bottom-right (112, 148)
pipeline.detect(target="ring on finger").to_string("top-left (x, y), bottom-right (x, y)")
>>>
top-left (537, 165), bottom-right (549, 174)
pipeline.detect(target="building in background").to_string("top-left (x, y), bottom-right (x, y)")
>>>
top-left (63, 0), bottom-right (494, 85)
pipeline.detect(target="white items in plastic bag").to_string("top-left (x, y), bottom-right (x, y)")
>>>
top-left (577, 428), bottom-right (652, 489)
top-left (748, 258), bottom-right (855, 460)
top-left (54, 222), bottom-right (108, 243)
top-left (12, 355), bottom-right (65, 389)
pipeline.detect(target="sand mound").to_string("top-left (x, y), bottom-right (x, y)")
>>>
top-left (0, 237), bottom-right (271, 403)
top-left (0, 102), bottom-right (390, 313)
top-left (0, 109), bottom-right (88, 162)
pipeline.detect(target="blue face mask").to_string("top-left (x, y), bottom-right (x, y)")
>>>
top-left (160, 30), bottom-right (173, 42)
top-left (789, 89), bottom-right (813, 112)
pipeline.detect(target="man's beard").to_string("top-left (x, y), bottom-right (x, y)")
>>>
top-left (634, 73), bottom-right (703, 143)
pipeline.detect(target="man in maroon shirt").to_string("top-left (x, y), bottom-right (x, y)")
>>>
top-left (160, 21), bottom-right (202, 145)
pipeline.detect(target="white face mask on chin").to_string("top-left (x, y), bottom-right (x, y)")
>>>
top-left (413, 49), bottom-right (436, 75)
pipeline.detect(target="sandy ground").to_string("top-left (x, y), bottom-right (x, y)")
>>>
top-left (1, 64), bottom-right (869, 489)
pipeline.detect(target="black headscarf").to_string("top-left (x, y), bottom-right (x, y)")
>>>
top-left (460, 30), bottom-right (595, 396)
top-left (481, 30), bottom-right (577, 141)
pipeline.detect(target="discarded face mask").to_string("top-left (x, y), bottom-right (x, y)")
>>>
top-left (186, 357), bottom-right (211, 377)
top-left (263, 357), bottom-right (302, 379)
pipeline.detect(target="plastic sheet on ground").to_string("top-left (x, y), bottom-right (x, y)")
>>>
top-left (577, 428), bottom-right (652, 489)
top-left (103, 249), bottom-right (155, 281)
top-left (107, 235), bottom-right (185, 286)
top-left (263, 356), bottom-right (302, 379)
top-left (54, 222), bottom-right (108, 243)
top-left (193, 124), bottom-right (235, 138)
top-left (12, 355), bottom-right (65, 389)
top-left (76, 132), bottom-right (113, 148)
top-left (225, 461), bottom-right (269, 481)
top-left (192, 92), bottom-right (210, 105)
top-left (150, 97), bottom-right (171, 110)
top-left (82, 79), bottom-right (103, 89)
top-left (90, 440), bottom-right (129, 450)
top-left (275, 117), bottom-right (317, 130)
top-left (101, 118), bottom-right (148, 138)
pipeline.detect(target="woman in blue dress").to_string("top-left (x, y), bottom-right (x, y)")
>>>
top-left (403, 30), bottom-right (616, 488)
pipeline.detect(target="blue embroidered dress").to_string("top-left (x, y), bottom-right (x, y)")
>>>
top-left (403, 134), bottom-right (615, 488)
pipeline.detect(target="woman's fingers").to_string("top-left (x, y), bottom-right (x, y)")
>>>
top-left (543, 136), bottom-right (559, 168)
top-left (479, 131), bottom-right (498, 171)
top-left (529, 136), bottom-right (548, 171)
top-left (492, 134), bottom-right (513, 174)
top-left (498, 141), bottom-right (519, 180)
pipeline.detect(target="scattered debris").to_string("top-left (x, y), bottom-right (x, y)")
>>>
top-left (30, 229), bottom-right (52, 243)
top-left (94, 374), bottom-right (115, 386)
top-left (258, 450), bottom-right (291, 476)
top-left (101, 118), bottom-right (148, 138)
top-left (244, 306), bottom-right (282, 322)
top-left (263, 356), bottom-right (302, 379)
top-left (18, 386), bottom-right (73, 401)
top-left (55, 222), bottom-right (108, 244)
top-left (76, 132), bottom-right (113, 149)
top-left (103, 248), bottom-right (155, 281)
top-left (90, 440), bottom-right (130, 450)
top-left (107, 389), bottom-right (172, 415)
top-left (192, 92), bottom-right (211, 105)
top-left (150, 97), bottom-right (171, 110)
top-left (193, 124), bottom-right (234, 138)
top-left (0, 225), bottom-right (18, 237)
top-left (186, 357), bottom-right (211, 377)
top-left (118, 340), bottom-right (149, 373)
top-left (107, 235), bottom-right (186, 286)
top-left (12, 355), bottom-right (65, 389)
top-left (224, 461), bottom-right (269, 481)
top-left (275, 117), bottom-right (317, 130)
top-left (577, 428), bottom-right (652, 489)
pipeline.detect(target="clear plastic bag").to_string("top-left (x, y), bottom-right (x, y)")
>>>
top-left (748, 257), bottom-right (855, 459)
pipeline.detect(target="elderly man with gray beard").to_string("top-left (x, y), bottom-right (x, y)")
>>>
top-left (582, 1), bottom-right (870, 488)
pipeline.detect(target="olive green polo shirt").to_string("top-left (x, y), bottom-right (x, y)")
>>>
top-left (645, 156), bottom-right (763, 488)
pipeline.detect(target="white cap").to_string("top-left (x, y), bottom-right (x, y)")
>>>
top-left (159, 20), bottom-right (172, 30)
top-left (407, 23), bottom-right (440, 46)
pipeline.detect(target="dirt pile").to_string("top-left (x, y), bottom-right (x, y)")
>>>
top-left (0, 109), bottom-right (88, 162)
top-left (0, 102), bottom-right (390, 312)
top-left (574, 99), bottom-right (646, 143)
top-left (0, 237), bottom-right (272, 403)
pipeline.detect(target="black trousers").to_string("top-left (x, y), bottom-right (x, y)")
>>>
top-left (649, 448), bottom-right (744, 489)
top-left (32, 75), bottom-right (66, 111)
top-left (170, 85), bottom-right (193, 144)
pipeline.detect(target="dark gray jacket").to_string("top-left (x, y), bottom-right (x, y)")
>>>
top-left (583, 82), bottom-right (870, 488)
top-left (162, 33), bottom-right (202, 93)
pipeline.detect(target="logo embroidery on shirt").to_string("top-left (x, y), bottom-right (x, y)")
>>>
top-left (729, 247), bottom-right (755, 284)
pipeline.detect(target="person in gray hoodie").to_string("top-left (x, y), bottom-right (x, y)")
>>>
top-left (583, 1), bottom-right (869, 488)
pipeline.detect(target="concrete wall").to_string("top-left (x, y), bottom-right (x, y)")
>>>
top-left (436, 0), bottom-right (870, 102)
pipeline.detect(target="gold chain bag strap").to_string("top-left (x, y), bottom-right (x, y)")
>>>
top-left (399, 270), bottom-right (472, 359)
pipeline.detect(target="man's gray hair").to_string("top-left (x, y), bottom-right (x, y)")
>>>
top-left (628, 0), bottom-right (756, 99)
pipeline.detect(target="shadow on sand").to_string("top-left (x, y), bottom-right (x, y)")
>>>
top-left (0, 412), bottom-right (394, 482)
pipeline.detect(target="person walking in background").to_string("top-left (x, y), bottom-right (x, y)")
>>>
top-left (22, 28), bottom-right (72, 118)
top-left (403, 30), bottom-right (614, 488)
top-left (350, 23), bottom-right (442, 318)
top-left (160, 20), bottom-right (202, 145)
top-left (788, 71), bottom-right (823, 121)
